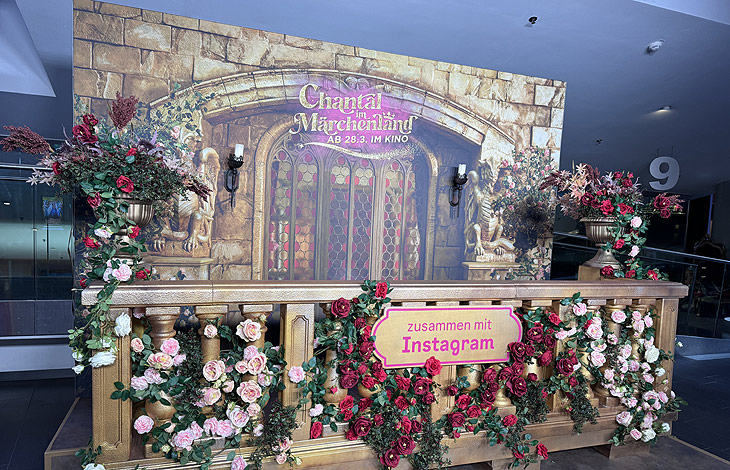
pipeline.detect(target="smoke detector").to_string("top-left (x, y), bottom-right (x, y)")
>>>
top-left (646, 40), bottom-right (665, 54)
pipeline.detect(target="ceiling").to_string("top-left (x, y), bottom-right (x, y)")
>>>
top-left (2, 0), bottom-right (729, 197)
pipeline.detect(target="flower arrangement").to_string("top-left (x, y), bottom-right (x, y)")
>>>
top-left (0, 93), bottom-right (212, 372)
top-left (492, 147), bottom-right (558, 279)
top-left (539, 164), bottom-right (683, 279)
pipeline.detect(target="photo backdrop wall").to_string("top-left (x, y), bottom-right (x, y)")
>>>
top-left (73, 0), bottom-right (565, 282)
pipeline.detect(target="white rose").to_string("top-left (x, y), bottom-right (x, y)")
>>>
top-left (641, 428), bottom-right (656, 442)
top-left (94, 227), bottom-right (113, 239)
top-left (90, 350), bottom-right (116, 368)
top-left (656, 367), bottom-right (666, 377)
top-left (630, 216), bottom-right (642, 228)
top-left (661, 423), bottom-right (671, 433)
top-left (72, 364), bottom-right (85, 374)
top-left (72, 350), bottom-right (84, 362)
top-left (84, 464), bottom-right (106, 470)
top-left (114, 313), bottom-right (132, 337)
top-left (644, 346), bottom-right (660, 364)
top-left (629, 245), bottom-right (640, 257)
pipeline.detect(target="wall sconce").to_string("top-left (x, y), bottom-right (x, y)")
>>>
top-left (449, 164), bottom-right (468, 219)
top-left (224, 144), bottom-right (244, 209)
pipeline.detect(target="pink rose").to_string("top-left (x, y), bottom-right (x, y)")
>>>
top-left (236, 319), bottom-right (262, 342)
top-left (173, 429), bottom-right (195, 451)
top-left (189, 422), bottom-right (203, 439)
top-left (173, 353), bottom-right (186, 366)
top-left (235, 360), bottom-right (249, 374)
top-left (131, 376), bottom-right (148, 391)
top-left (630, 429), bottom-right (642, 440)
top-left (171, 126), bottom-right (181, 139)
top-left (585, 323), bottom-right (603, 340)
top-left (160, 338), bottom-right (180, 356)
top-left (555, 330), bottom-right (568, 340)
top-left (203, 417), bottom-right (219, 436)
top-left (590, 351), bottom-right (606, 367)
top-left (288, 366), bottom-right (305, 384)
top-left (632, 319), bottom-right (645, 335)
top-left (644, 316), bottom-right (653, 328)
top-left (604, 369), bottom-right (615, 381)
top-left (572, 303), bottom-right (587, 316)
top-left (258, 373), bottom-right (272, 387)
top-left (236, 381), bottom-right (263, 403)
top-left (247, 353), bottom-right (267, 375)
top-left (244, 345), bottom-right (259, 361)
top-left (148, 352), bottom-right (174, 370)
top-left (203, 387), bottom-right (222, 406)
top-left (616, 411), bottom-right (632, 426)
top-left (134, 415), bottom-right (154, 434)
top-left (231, 456), bottom-right (248, 470)
top-left (276, 453), bottom-right (287, 465)
top-left (111, 264), bottom-right (133, 282)
top-left (246, 403), bottom-right (261, 417)
top-left (629, 360), bottom-right (640, 372)
top-left (223, 380), bottom-right (235, 393)
top-left (227, 406), bottom-right (250, 428)
top-left (629, 245), bottom-right (640, 257)
top-left (658, 391), bottom-right (669, 403)
top-left (203, 324), bottom-right (218, 338)
top-left (144, 368), bottom-right (164, 384)
top-left (203, 360), bottom-right (225, 382)
top-left (216, 419), bottom-right (235, 438)
top-left (630, 216), bottom-right (642, 228)
top-left (611, 310), bottom-right (626, 323)
top-left (131, 337), bottom-right (145, 353)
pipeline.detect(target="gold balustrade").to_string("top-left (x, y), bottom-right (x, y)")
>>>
top-left (77, 279), bottom-right (686, 469)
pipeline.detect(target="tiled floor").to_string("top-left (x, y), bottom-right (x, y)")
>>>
top-left (1, 357), bottom-right (728, 470)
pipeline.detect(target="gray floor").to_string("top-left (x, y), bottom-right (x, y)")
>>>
top-left (0, 356), bottom-right (728, 469)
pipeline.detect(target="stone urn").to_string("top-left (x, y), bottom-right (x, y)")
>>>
top-left (580, 218), bottom-right (622, 270)
top-left (115, 196), bottom-right (154, 259)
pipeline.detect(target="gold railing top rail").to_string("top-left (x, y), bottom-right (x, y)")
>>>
top-left (81, 280), bottom-right (688, 307)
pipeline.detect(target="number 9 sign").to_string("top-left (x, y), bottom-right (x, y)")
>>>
top-left (649, 156), bottom-right (680, 191)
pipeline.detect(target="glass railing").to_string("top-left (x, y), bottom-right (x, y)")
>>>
top-left (552, 232), bottom-right (730, 339)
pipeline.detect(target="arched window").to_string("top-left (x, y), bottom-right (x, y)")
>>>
top-left (265, 134), bottom-right (429, 281)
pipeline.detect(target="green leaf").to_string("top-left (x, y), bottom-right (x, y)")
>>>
top-left (114, 381), bottom-right (125, 390)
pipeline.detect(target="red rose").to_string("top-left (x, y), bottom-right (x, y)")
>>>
top-left (310, 421), bottom-right (323, 439)
top-left (374, 281), bottom-right (388, 299)
top-left (342, 410), bottom-right (354, 421)
top-left (413, 377), bottom-right (431, 395)
top-left (361, 325), bottom-right (372, 338)
top-left (135, 269), bottom-right (148, 280)
top-left (481, 367), bottom-right (497, 383)
top-left (537, 350), bottom-right (553, 367)
top-left (345, 428), bottom-right (357, 441)
top-left (513, 450), bottom-right (524, 459)
top-left (527, 373), bottom-right (538, 382)
top-left (340, 372), bottom-right (358, 389)
top-left (331, 297), bottom-right (351, 318)
top-left (541, 389), bottom-right (548, 399)
top-left (626, 269), bottom-right (636, 278)
top-left (373, 369), bottom-right (387, 383)
top-left (502, 414), bottom-right (518, 427)
top-left (568, 376), bottom-right (579, 387)
top-left (394, 395), bottom-right (410, 411)
top-left (448, 412), bottom-right (465, 428)
top-left (82, 114), bottom-right (99, 126)
top-left (524, 344), bottom-right (535, 357)
top-left (353, 416), bottom-right (372, 437)
top-left (373, 414), bottom-right (384, 426)
top-left (422, 392), bottom-right (435, 404)
top-left (342, 343), bottom-right (355, 355)
top-left (87, 193), bottom-right (101, 208)
top-left (400, 416), bottom-right (412, 434)
top-left (354, 317), bottom-right (365, 328)
top-left (359, 398), bottom-right (372, 410)
top-left (72, 124), bottom-right (97, 143)
top-left (548, 312), bottom-right (561, 326)
top-left (395, 374), bottom-right (410, 391)
top-left (126, 147), bottom-right (137, 157)
top-left (623, 178), bottom-right (633, 188)
top-left (446, 385), bottom-right (458, 396)
top-left (129, 225), bottom-right (141, 239)
top-left (424, 356), bottom-right (442, 376)
top-left (599, 199), bottom-right (614, 216)
top-left (526, 325), bottom-right (543, 343)
top-left (455, 394), bottom-right (471, 409)
top-left (556, 358), bottom-right (574, 376)
top-left (83, 236), bottom-right (100, 249)
top-left (613, 239), bottom-right (625, 250)
top-left (361, 376), bottom-right (376, 389)
top-left (506, 376), bottom-right (527, 397)
top-left (339, 395), bottom-right (354, 410)
top-left (116, 175), bottom-right (134, 193)
top-left (380, 448), bottom-right (400, 468)
top-left (512, 362), bottom-right (525, 377)
top-left (467, 405), bottom-right (481, 418)
top-left (613, 172), bottom-right (622, 179)
top-left (356, 363), bottom-right (367, 374)
top-left (359, 341), bottom-right (374, 358)
top-left (600, 265), bottom-right (615, 277)
top-left (499, 365), bottom-right (515, 381)
top-left (536, 443), bottom-right (549, 459)
top-left (79, 278), bottom-right (87, 288)
top-left (580, 194), bottom-right (594, 206)
top-left (396, 435), bottom-right (415, 455)
top-left (480, 389), bottom-right (495, 404)
top-left (411, 420), bottom-right (423, 433)
top-left (543, 334), bottom-right (556, 348)
top-left (52, 162), bottom-right (61, 175)
top-left (660, 208), bottom-right (671, 218)
top-left (648, 270), bottom-right (658, 280)
top-left (618, 203), bottom-right (634, 215)
top-left (508, 342), bottom-right (527, 362)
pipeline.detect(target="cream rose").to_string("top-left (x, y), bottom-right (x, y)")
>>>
top-left (203, 324), bottom-right (218, 339)
top-left (90, 350), bottom-right (116, 368)
top-left (203, 387), bottom-right (222, 406)
top-left (227, 406), bottom-right (250, 428)
top-left (645, 346), bottom-right (660, 363)
top-left (246, 403), bottom-right (262, 417)
top-left (148, 352), bottom-right (174, 370)
top-left (616, 411), bottom-right (632, 426)
top-left (114, 313), bottom-right (131, 337)
top-left (236, 381), bottom-right (262, 403)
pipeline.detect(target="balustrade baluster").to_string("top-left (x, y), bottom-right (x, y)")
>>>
top-left (196, 305), bottom-right (228, 364)
top-left (595, 302), bottom-right (626, 406)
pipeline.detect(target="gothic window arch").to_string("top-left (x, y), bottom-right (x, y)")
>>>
top-left (265, 133), bottom-right (430, 281)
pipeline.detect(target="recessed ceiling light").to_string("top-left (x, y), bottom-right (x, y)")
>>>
top-left (659, 105), bottom-right (672, 111)
top-left (2, 201), bottom-right (9, 206)
top-left (647, 40), bottom-right (665, 54)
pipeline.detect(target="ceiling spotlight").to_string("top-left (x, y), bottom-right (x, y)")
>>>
top-left (646, 40), bottom-right (665, 54)
top-left (528, 16), bottom-right (538, 24)
top-left (659, 105), bottom-right (672, 111)
top-left (2, 201), bottom-right (9, 206)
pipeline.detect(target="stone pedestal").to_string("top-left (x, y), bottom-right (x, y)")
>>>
top-left (145, 256), bottom-right (214, 280)
top-left (463, 261), bottom-right (520, 280)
